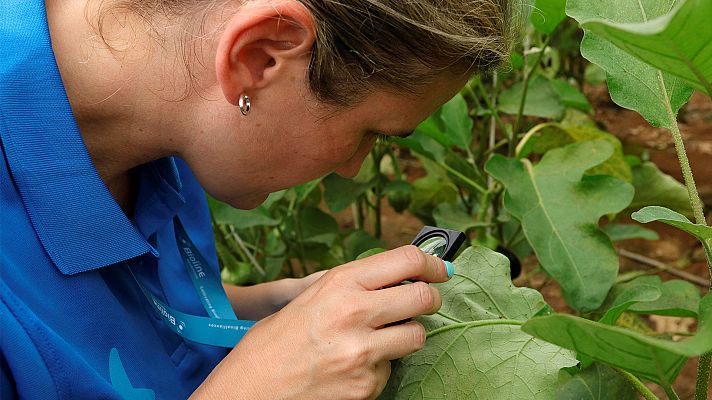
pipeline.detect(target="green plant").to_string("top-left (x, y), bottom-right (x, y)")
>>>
top-left (211, 0), bottom-right (712, 397)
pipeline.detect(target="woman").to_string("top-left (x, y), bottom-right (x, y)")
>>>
top-left (0, 0), bottom-right (514, 398)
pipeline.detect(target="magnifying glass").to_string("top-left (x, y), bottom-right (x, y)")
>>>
top-left (410, 226), bottom-right (466, 262)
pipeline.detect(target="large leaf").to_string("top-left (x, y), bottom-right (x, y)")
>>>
top-left (619, 276), bottom-right (700, 318)
top-left (602, 223), bottom-right (659, 241)
top-left (555, 363), bottom-right (637, 400)
top-left (581, 0), bottom-right (712, 97)
top-left (522, 294), bottom-right (712, 386)
top-left (432, 203), bottom-right (480, 233)
top-left (322, 173), bottom-right (373, 212)
top-left (531, 0), bottom-right (567, 35)
top-left (498, 75), bottom-right (566, 119)
top-left (567, 0), bottom-right (693, 128)
top-left (625, 162), bottom-right (693, 218)
top-left (414, 94), bottom-right (472, 152)
top-left (486, 140), bottom-right (634, 311)
top-left (517, 115), bottom-right (632, 182)
top-left (440, 93), bottom-right (474, 151)
top-left (632, 205), bottom-right (712, 259)
top-left (382, 247), bottom-right (577, 399)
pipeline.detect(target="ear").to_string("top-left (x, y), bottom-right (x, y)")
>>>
top-left (215, 0), bottom-right (316, 105)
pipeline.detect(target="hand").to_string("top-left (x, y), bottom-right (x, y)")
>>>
top-left (192, 245), bottom-right (451, 400)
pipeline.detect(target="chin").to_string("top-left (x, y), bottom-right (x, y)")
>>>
top-left (227, 193), bottom-right (269, 210)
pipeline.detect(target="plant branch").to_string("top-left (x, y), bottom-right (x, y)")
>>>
top-left (696, 353), bottom-right (711, 400)
top-left (618, 248), bottom-right (708, 287)
top-left (511, 35), bottom-right (552, 154)
top-left (228, 225), bottom-right (266, 278)
top-left (612, 367), bottom-right (659, 400)
top-left (656, 70), bottom-right (710, 400)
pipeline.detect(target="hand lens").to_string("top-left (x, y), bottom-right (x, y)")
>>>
top-left (410, 226), bottom-right (466, 262)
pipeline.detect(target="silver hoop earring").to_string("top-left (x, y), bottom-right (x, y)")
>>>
top-left (238, 94), bottom-right (251, 116)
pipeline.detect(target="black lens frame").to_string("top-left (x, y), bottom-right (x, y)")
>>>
top-left (410, 226), bottom-right (466, 262)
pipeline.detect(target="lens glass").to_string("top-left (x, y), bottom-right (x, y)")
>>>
top-left (417, 235), bottom-right (448, 258)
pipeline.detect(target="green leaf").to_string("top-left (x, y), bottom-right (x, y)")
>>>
top-left (322, 173), bottom-right (374, 212)
top-left (440, 93), bottom-right (474, 151)
top-left (566, 0), bottom-right (694, 128)
top-left (602, 223), bottom-right (659, 241)
top-left (625, 162), bottom-right (694, 218)
top-left (580, 0), bottom-right (712, 97)
top-left (531, 0), bottom-right (567, 34)
top-left (550, 79), bottom-right (592, 113)
top-left (298, 207), bottom-right (339, 246)
top-left (293, 178), bottom-right (323, 203)
top-left (498, 75), bottom-right (566, 119)
top-left (632, 205), bottom-right (712, 259)
top-left (343, 230), bottom-right (385, 262)
top-left (556, 363), bottom-right (637, 400)
top-left (208, 197), bottom-right (280, 229)
top-left (409, 176), bottom-right (458, 220)
top-left (432, 203), bottom-right (480, 233)
top-left (598, 280), bottom-right (661, 325)
top-left (618, 276), bottom-right (700, 318)
top-left (522, 294), bottom-right (712, 386)
top-left (517, 115), bottom-right (632, 182)
top-left (382, 247), bottom-right (577, 399)
top-left (486, 140), bottom-right (634, 311)
top-left (355, 248), bottom-right (386, 260)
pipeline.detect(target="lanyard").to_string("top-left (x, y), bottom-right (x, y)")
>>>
top-left (127, 217), bottom-right (255, 348)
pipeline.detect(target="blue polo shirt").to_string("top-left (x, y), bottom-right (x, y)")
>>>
top-left (1, 1), bottom-right (230, 398)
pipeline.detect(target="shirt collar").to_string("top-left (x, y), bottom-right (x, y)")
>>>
top-left (0, 0), bottom-right (183, 275)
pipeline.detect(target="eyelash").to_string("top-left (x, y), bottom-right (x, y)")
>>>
top-left (375, 133), bottom-right (391, 144)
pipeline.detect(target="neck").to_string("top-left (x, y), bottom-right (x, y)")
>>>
top-left (45, 0), bottom-right (214, 212)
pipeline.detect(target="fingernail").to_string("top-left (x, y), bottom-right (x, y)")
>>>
top-left (444, 261), bottom-right (454, 279)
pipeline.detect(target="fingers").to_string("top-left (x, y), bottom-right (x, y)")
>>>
top-left (367, 281), bottom-right (442, 328)
top-left (370, 321), bottom-right (427, 361)
top-left (350, 245), bottom-right (451, 290)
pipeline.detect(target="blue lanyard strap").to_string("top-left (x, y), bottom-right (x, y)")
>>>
top-left (126, 217), bottom-right (255, 348)
top-left (173, 217), bottom-right (236, 320)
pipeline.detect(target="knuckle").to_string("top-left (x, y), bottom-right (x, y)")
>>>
top-left (400, 245), bottom-right (427, 272)
top-left (410, 322), bottom-right (427, 349)
top-left (411, 281), bottom-right (434, 311)
top-left (339, 342), bottom-right (371, 369)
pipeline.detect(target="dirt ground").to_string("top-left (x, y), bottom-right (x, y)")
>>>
top-left (338, 88), bottom-right (712, 398)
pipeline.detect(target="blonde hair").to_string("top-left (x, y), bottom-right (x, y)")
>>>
top-left (94, 0), bottom-right (519, 105)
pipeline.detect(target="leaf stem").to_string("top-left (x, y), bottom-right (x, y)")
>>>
top-left (426, 318), bottom-right (523, 338)
top-left (433, 159), bottom-right (487, 194)
top-left (612, 367), bottom-right (659, 400)
top-left (696, 353), bottom-right (711, 400)
top-left (618, 248), bottom-right (708, 287)
top-left (511, 35), bottom-right (552, 155)
top-left (657, 70), bottom-right (711, 400)
top-left (228, 225), bottom-right (266, 278)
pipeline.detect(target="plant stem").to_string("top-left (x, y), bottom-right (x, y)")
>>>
top-left (618, 249), bottom-right (709, 287)
top-left (229, 225), bottom-right (266, 278)
top-left (511, 35), bottom-right (552, 155)
top-left (664, 385), bottom-right (681, 400)
top-left (426, 318), bottom-right (523, 338)
top-left (657, 71), bottom-right (711, 400)
top-left (433, 159), bottom-right (487, 194)
top-left (696, 353), bottom-right (711, 400)
top-left (612, 367), bottom-right (659, 400)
